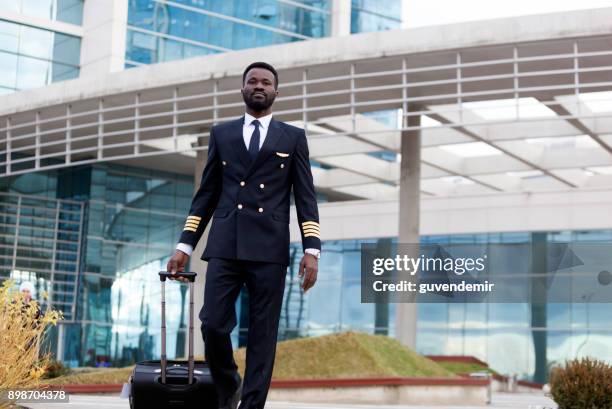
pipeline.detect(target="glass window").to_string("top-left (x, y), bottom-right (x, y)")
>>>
top-left (126, 0), bottom-right (331, 65)
top-left (0, 21), bottom-right (80, 92)
top-left (0, 0), bottom-right (84, 25)
top-left (56, 0), bottom-right (83, 25)
top-left (126, 30), bottom-right (221, 65)
top-left (0, 20), bottom-right (19, 53)
top-left (0, 51), bottom-right (18, 89)
top-left (351, 0), bottom-right (402, 34)
top-left (22, 0), bottom-right (55, 20)
top-left (52, 33), bottom-right (81, 65)
top-left (16, 55), bottom-right (50, 89)
top-left (0, 0), bottom-right (19, 13)
top-left (51, 62), bottom-right (78, 82)
top-left (19, 25), bottom-right (53, 60)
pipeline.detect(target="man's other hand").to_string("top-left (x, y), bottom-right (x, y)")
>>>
top-left (299, 253), bottom-right (318, 293)
top-left (166, 250), bottom-right (190, 283)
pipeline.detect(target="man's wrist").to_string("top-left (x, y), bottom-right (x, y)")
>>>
top-left (305, 248), bottom-right (320, 259)
top-left (176, 243), bottom-right (193, 256)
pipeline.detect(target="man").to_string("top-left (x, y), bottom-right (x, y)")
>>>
top-left (166, 61), bottom-right (320, 409)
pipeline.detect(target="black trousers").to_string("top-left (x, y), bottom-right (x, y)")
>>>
top-left (200, 257), bottom-right (287, 409)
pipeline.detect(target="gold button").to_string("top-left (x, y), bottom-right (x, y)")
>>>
top-left (222, 161), bottom-right (227, 166)
top-left (237, 204), bottom-right (243, 209)
top-left (280, 164), bottom-right (284, 168)
top-left (259, 183), bottom-right (265, 189)
top-left (240, 181), bottom-right (245, 186)
top-left (258, 207), bottom-right (263, 213)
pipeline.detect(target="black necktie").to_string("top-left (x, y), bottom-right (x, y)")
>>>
top-left (248, 119), bottom-right (261, 161)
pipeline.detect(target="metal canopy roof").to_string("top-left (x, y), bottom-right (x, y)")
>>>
top-left (2, 8), bottom-right (612, 200)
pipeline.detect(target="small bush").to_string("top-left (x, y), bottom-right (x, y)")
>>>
top-left (43, 359), bottom-right (71, 379)
top-left (0, 280), bottom-right (62, 409)
top-left (550, 357), bottom-right (612, 409)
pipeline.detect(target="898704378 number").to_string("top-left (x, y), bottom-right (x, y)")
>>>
top-left (4, 389), bottom-right (69, 403)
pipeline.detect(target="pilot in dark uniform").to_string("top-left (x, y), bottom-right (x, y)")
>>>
top-left (167, 62), bottom-right (320, 409)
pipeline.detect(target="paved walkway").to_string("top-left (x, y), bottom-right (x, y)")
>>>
top-left (25, 393), bottom-right (557, 409)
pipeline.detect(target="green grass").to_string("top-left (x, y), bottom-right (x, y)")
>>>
top-left (45, 367), bottom-right (133, 385)
top-left (47, 332), bottom-right (456, 385)
top-left (236, 331), bottom-right (455, 379)
top-left (435, 361), bottom-right (497, 375)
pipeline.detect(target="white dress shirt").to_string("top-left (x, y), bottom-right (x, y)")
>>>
top-left (176, 113), bottom-right (320, 259)
top-left (243, 111), bottom-right (272, 150)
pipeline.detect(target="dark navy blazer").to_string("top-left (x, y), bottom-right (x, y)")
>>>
top-left (178, 115), bottom-right (321, 266)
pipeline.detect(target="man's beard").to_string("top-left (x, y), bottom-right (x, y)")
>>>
top-left (242, 90), bottom-right (275, 112)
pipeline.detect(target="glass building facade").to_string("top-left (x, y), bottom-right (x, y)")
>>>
top-left (4, 160), bottom-right (608, 385)
top-left (0, 0), bottom-right (82, 94)
top-left (351, 0), bottom-right (402, 33)
top-left (0, 0), bottom-right (84, 25)
top-left (0, 0), bottom-right (405, 91)
top-left (0, 164), bottom-right (195, 367)
top-left (125, 0), bottom-right (404, 66)
top-left (289, 232), bottom-right (612, 384)
top-left (126, 0), bottom-right (332, 66)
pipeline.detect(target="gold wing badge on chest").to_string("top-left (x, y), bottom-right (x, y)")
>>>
top-left (275, 152), bottom-right (290, 158)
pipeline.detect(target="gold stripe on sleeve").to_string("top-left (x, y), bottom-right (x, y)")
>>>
top-left (302, 228), bottom-right (320, 234)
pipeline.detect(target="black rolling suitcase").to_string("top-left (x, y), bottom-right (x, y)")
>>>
top-left (129, 271), bottom-right (218, 408)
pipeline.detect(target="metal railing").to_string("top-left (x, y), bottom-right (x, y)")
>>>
top-left (1, 36), bottom-right (612, 195)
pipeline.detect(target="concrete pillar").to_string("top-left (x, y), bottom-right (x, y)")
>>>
top-left (530, 232), bottom-right (548, 384)
top-left (79, 0), bottom-right (128, 77)
top-left (56, 323), bottom-right (65, 362)
top-left (394, 111), bottom-right (420, 349)
top-left (331, 0), bottom-right (352, 37)
top-left (188, 139), bottom-right (210, 358)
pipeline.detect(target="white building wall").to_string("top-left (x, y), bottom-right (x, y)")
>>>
top-left (331, 0), bottom-right (352, 36)
top-left (79, 0), bottom-right (128, 77)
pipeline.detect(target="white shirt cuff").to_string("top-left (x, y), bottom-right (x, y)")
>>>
top-left (305, 248), bottom-right (320, 258)
top-left (176, 243), bottom-right (193, 256)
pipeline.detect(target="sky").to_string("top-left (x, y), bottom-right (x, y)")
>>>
top-left (402, 0), bottom-right (612, 28)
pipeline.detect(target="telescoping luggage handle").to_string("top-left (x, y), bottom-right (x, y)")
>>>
top-left (158, 271), bottom-right (197, 385)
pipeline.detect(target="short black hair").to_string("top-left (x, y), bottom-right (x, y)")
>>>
top-left (242, 62), bottom-right (278, 89)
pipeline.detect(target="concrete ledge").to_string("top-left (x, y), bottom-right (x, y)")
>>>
top-left (269, 377), bottom-right (490, 406)
top-left (425, 355), bottom-right (542, 392)
top-left (45, 377), bottom-right (491, 405)
top-left (426, 354), bottom-right (489, 367)
top-left (271, 377), bottom-right (488, 387)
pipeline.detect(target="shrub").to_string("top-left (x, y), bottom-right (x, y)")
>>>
top-left (550, 357), bottom-right (612, 409)
top-left (0, 280), bottom-right (62, 409)
top-left (43, 359), bottom-right (71, 379)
